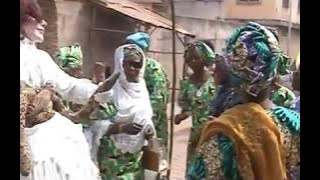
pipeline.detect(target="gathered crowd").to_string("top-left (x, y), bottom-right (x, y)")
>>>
top-left (20, 0), bottom-right (300, 179)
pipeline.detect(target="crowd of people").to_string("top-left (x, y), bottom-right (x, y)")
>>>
top-left (20, 0), bottom-right (300, 179)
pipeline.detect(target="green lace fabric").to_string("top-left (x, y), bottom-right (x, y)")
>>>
top-left (144, 57), bottom-right (169, 147)
top-left (98, 135), bottom-right (144, 180)
top-left (178, 77), bottom-right (216, 169)
top-left (271, 86), bottom-right (296, 108)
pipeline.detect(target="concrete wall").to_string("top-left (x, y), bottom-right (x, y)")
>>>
top-left (56, 1), bottom-right (92, 76)
top-left (88, 7), bottom-right (136, 73)
top-left (225, 0), bottom-right (300, 24)
top-left (141, 0), bottom-right (300, 88)
top-left (55, 0), bottom-right (183, 86)
top-left (176, 17), bottom-right (237, 54)
top-left (148, 29), bottom-right (186, 89)
top-left (131, 0), bottom-right (163, 3)
top-left (174, 0), bottom-right (300, 57)
top-left (276, 0), bottom-right (300, 24)
top-left (276, 26), bottom-right (300, 58)
top-left (56, 1), bottom-right (136, 77)
top-left (174, 0), bottom-right (225, 20)
top-left (54, 0), bottom-right (299, 85)
top-left (38, 0), bottom-right (58, 56)
top-left (175, 17), bottom-right (299, 57)
top-left (225, 0), bottom-right (278, 20)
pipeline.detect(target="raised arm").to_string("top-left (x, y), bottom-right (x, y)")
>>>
top-left (38, 50), bottom-right (97, 105)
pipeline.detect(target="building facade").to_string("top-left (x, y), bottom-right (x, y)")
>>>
top-left (174, 0), bottom-right (300, 58)
top-left (37, 0), bottom-right (300, 82)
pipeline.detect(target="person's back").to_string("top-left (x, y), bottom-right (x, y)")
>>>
top-left (187, 22), bottom-right (300, 180)
top-left (188, 103), bottom-right (299, 180)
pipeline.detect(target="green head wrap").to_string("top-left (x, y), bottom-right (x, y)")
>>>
top-left (56, 43), bottom-right (83, 70)
top-left (226, 22), bottom-right (286, 97)
top-left (277, 54), bottom-right (290, 75)
top-left (123, 46), bottom-right (143, 61)
top-left (184, 41), bottom-right (216, 65)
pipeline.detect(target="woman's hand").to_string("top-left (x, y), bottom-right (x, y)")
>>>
top-left (107, 122), bottom-right (143, 136)
top-left (121, 123), bottom-right (143, 135)
top-left (94, 73), bottom-right (120, 103)
top-left (174, 112), bottom-right (191, 125)
top-left (144, 125), bottom-right (154, 140)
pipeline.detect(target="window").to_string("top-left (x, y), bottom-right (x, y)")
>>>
top-left (196, 0), bottom-right (223, 1)
top-left (283, 0), bottom-right (289, 8)
top-left (237, 0), bottom-right (261, 4)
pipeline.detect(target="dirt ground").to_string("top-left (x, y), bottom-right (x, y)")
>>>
top-left (167, 103), bottom-right (192, 180)
top-left (170, 119), bottom-right (191, 180)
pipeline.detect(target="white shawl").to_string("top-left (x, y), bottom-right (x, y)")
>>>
top-left (90, 44), bottom-right (154, 157)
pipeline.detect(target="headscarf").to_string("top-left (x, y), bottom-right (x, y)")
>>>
top-left (184, 41), bottom-right (216, 65)
top-left (114, 44), bottom-right (147, 94)
top-left (225, 22), bottom-right (286, 97)
top-left (55, 43), bottom-right (83, 70)
top-left (259, 26), bottom-right (290, 75)
top-left (125, 32), bottom-right (150, 51)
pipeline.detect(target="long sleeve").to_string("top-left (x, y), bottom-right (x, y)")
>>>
top-left (178, 79), bottom-right (192, 112)
top-left (37, 50), bottom-right (98, 105)
top-left (144, 58), bottom-right (169, 109)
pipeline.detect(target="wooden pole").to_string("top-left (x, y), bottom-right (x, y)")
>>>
top-left (88, 6), bottom-right (96, 76)
top-left (168, 0), bottom-right (177, 179)
top-left (287, 0), bottom-right (293, 56)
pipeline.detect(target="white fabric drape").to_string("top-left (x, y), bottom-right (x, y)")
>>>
top-left (20, 38), bottom-right (97, 104)
top-left (20, 38), bottom-right (100, 180)
top-left (89, 44), bottom-right (155, 157)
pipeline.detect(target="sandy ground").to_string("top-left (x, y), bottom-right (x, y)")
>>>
top-left (167, 103), bottom-right (192, 180)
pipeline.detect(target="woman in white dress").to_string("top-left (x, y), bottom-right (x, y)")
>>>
top-left (89, 44), bottom-right (156, 179)
top-left (20, 0), bottom-right (100, 179)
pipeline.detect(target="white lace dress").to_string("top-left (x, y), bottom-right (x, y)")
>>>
top-left (20, 39), bottom-right (100, 180)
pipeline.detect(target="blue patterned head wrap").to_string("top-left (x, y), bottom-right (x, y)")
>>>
top-left (225, 22), bottom-right (286, 97)
top-left (125, 32), bottom-right (150, 51)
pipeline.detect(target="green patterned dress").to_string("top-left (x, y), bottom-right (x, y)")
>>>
top-left (97, 133), bottom-right (144, 180)
top-left (187, 107), bottom-right (300, 180)
top-left (92, 104), bottom-right (143, 180)
top-left (178, 77), bottom-right (215, 164)
top-left (144, 57), bottom-right (169, 147)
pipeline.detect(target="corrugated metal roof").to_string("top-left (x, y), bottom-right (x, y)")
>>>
top-left (89, 0), bottom-right (195, 37)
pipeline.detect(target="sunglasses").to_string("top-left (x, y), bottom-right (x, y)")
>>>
top-left (126, 61), bottom-right (143, 69)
